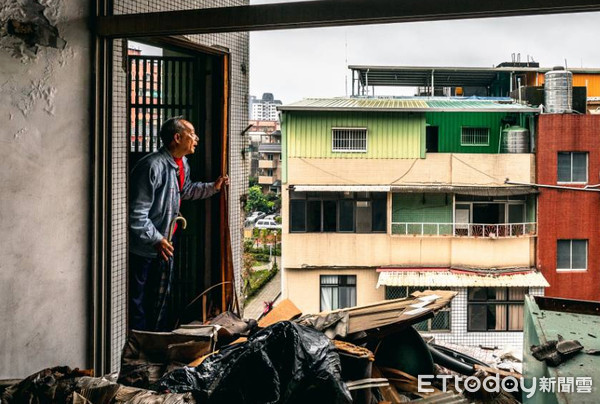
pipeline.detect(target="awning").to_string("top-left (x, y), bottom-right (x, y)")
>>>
top-left (291, 185), bottom-right (391, 192)
top-left (390, 185), bottom-right (538, 196)
top-left (377, 268), bottom-right (549, 288)
top-left (289, 184), bottom-right (537, 196)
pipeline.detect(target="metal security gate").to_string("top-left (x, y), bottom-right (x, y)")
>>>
top-left (126, 51), bottom-right (227, 331)
top-left (128, 55), bottom-right (195, 157)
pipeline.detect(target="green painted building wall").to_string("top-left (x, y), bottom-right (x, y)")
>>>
top-left (425, 112), bottom-right (529, 153)
top-left (392, 193), bottom-right (453, 235)
top-left (282, 111), bottom-right (425, 160)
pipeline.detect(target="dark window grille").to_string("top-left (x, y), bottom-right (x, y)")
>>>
top-left (128, 56), bottom-right (195, 154)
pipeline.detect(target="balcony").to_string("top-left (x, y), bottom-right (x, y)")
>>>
top-left (258, 175), bottom-right (276, 185)
top-left (259, 159), bottom-right (278, 169)
top-left (391, 222), bottom-right (537, 237)
top-left (282, 233), bottom-right (534, 269)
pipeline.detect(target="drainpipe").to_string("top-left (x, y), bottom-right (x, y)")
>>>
top-left (365, 68), bottom-right (370, 96)
top-left (505, 180), bottom-right (600, 192)
top-left (431, 69), bottom-right (435, 97)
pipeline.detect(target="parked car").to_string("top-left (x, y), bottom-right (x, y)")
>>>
top-left (249, 211), bottom-right (266, 220)
top-left (245, 211), bottom-right (266, 227)
top-left (255, 219), bottom-right (282, 230)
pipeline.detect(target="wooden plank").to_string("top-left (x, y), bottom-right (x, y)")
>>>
top-left (258, 299), bottom-right (302, 327)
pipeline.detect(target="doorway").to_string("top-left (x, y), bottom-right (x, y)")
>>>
top-left (126, 40), bottom-right (229, 329)
top-left (426, 126), bottom-right (439, 153)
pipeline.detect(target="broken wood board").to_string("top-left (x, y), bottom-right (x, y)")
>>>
top-left (347, 290), bottom-right (457, 334)
top-left (258, 298), bottom-right (302, 327)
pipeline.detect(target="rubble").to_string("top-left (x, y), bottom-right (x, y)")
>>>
top-left (3, 290), bottom-right (535, 403)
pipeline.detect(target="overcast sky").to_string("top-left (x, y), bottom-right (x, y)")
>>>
top-left (249, 4), bottom-right (600, 104)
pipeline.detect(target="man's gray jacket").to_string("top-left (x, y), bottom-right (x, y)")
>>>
top-left (130, 146), bottom-right (217, 258)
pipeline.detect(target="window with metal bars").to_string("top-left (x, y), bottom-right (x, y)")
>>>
top-left (332, 128), bottom-right (368, 152)
top-left (128, 56), bottom-right (195, 154)
top-left (385, 286), bottom-right (452, 332)
top-left (460, 127), bottom-right (490, 146)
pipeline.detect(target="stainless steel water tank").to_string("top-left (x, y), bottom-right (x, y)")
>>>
top-left (501, 126), bottom-right (530, 153)
top-left (544, 67), bottom-right (573, 113)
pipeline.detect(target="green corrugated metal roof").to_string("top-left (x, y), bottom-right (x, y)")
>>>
top-left (279, 97), bottom-right (540, 113)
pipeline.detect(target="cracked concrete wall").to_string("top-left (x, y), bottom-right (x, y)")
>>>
top-left (0, 0), bottom-right (90, 378)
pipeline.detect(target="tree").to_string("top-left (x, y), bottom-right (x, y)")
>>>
top-left (245, 185), bottom-right (271, 213)
top-left (265, 191), bottom-right (281, 212)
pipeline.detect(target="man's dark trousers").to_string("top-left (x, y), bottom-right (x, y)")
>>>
top-left (129, 252), bottom-right (168, 331)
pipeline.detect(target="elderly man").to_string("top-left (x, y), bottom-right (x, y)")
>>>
top-left (129, 116), bottom-right (228, 331)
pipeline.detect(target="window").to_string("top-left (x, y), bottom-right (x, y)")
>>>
top-left (557, 240), bottom-right (588, 271)
top-left (320, 275), bottom-right (356, 311)
top-left (386, 287), bottom-right (451, 332)
top-left (289, 191), bottom-right (386, 233)
top-left (332, 128), bottom-right (367, 152)
top-left (461, 127), bottom-right (490, 146)
top-left (558, 152), bottom-right (587, 183)
top-left (467, 288), bottom-right (525, 331)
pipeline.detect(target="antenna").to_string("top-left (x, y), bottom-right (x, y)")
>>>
top-left (345, 31), bottom-right (348, 97)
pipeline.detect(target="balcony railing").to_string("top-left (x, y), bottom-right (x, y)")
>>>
top-left (259, 159), bottom-right (277, 169)
top-left (391, 222), bottom-right (537, 237)
top-left (258, 175), bottom-right (276, 185)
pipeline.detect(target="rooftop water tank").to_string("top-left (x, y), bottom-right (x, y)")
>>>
top-left (501, 125), bottom-right (530, 153)
top-left (544, 67), bottom-right (572, 113)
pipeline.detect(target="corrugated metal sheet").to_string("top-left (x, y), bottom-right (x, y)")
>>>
top-left (426, 111), bottom-right (526, 153)
top-left (377, 270), bottom-right (549, 288)
top-left (279, 97), bottom-right (540, 112)
top-left (524, 295), bottom-right (600, 403)
top-left (283, 111), bottom-right (424, 159)
top-left (291, 185), bottom-right (391, 192)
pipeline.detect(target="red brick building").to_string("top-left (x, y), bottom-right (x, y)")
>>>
top-left (536, 114), bottom-right (600, 300)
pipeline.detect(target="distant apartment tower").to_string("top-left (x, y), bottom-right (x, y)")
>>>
top-left (247, 120), bottom-right (282, 194)
top-left (250, 92), bottom-right (282, 121)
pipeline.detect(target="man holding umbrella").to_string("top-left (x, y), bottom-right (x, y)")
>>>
top-left (129, 116), bottom-right (228, 331)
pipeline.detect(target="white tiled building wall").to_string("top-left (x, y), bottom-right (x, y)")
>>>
top-left (109, 0), bottom-right (249, 372)
top-left (427, 287), bottom-right (545, 352)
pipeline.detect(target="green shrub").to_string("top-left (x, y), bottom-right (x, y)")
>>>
top-left (245, 266), bottom-right (279, 302)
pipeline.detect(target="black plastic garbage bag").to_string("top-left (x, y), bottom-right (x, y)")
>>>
top-left (156, 321), bottom-right (352, 404)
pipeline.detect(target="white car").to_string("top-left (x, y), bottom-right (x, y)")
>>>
top-left (255, 219), bottom-right (282, 230)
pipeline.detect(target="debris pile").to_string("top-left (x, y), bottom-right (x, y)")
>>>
top-left (3, 290), bottom-right (529, 403)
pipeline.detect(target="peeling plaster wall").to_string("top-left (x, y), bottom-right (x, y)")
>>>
top-left (0, 0), bottom-right (90, 378)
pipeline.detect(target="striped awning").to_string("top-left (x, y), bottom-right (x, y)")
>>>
top-left (377, 269), bottom-right (549, 288)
